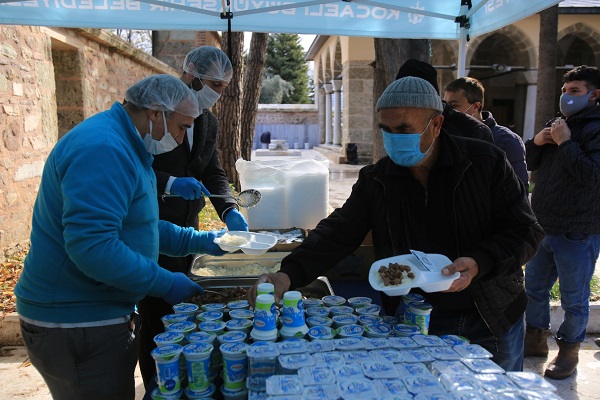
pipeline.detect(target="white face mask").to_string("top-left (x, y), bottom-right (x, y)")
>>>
top-left (196, 84), bottom-right (221, 110)
top-left (143, 111), bottom-right (179, 155)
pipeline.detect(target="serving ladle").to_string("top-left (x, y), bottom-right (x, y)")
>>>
top-left (163, 188), bottom-right (261, 208)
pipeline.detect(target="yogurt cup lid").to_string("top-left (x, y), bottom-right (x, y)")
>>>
top-left (220, 341), bottom-right (249, 355)
top-left (333, 363), bottom-right (364, 380)
top-left (227, 300), bottom-right (249, 309)
top-left (401, 293), bottom-right (425, 302)
top-left (220, 385), bottom-right (248, 398)
top-left (276, 339), bottom-right (308, 355)
top-left (333, 337), bottom-right (364, 350)
top-left (153, 331), bottom-right (185, 345)
top-left (409, 301), bottom-right (433, 313)
top-left (329, 305), bottom-right (354, 315)
top-left (151, 344), bottom-right (183, 359)
top-left (357, 315), bottom-right (384, 326)
top-left (151, 387), bottom-right (183, 400)
top-left (202, 303), bottom-right (225, 311)
top-left (307, 326), bottom-right (335, 340)
top-left (166, 321), bottom-right (196, 333)
top-left (332, 314), bottom-right (358, 325)
top-left (278, 353), bottom-right (314, 370)
top-left (197, 311), bottom-right (223, 321)
top-left (172, 302), bottom-right (199, 313)
top-left (355, 304), bottom-right (381, 315)
top-left (306, 316), bottom-right (333, 327)
top-left (187, 331), bottom-right (216, 344)
top-left (347, 296), bottom-right (372, 305)
top-left (297, 366), bottom-right (336, 386)
top-left (305, 339), bottom-right (336, 353)
top-left (322, 295), bottom-right (346, 305)
top-left (229, 309), bottom-right (254, 319)
top-left (336, 324), bottom-right (364, 337)
top-left (198, 320), bottom-right (226, 333)
top-left (364, 323), bottom-right (392, 335)
top-left (247, 340), bottom-right (280, 357)
top-left (182, 342), bottom-right (213, 356)
top-left (305, 306), bottom-right (330, 317)
top-left (225, 318), bottom-right (252, 330)
top-left (265, 375), bottom-right (303, 396)
top-left (161, 313), bottom-right (189, 323)
top-left (361, 361), bottom-right (398, 379)
top-left (218, 331), bottom-right (247, 343)
top-left (184, 383), bottom-right (216, 399)
top-left (411, 334), bottom-right (447, 347)
top-left (393, 323), bottom-right (421, 336)
top-left (382, 316), bottom-right (399, 325)
top-left (302, 298), bottom-right (323, 307)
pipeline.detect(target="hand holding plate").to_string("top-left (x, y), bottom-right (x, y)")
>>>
top-left (442, 257), bottom-right (479, 292)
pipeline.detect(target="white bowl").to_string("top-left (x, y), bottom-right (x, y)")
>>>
top-left (368, 252), bottom-right (459, 296)
top-left (213, 231), bottom-right (277, 256)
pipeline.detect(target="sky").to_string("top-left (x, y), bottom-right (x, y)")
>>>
top-left (243, 33), bottom-right (316, 52)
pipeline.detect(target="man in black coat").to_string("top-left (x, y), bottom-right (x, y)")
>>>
top-left (138, 46), bottom-right (248, 388)
top-left (248, 77), bottom-right (543, 372)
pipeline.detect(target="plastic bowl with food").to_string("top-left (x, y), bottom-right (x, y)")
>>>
top-left (213, 231), bottom-right (277, 255)
top-left (368, 252), bottom-right (459, 296)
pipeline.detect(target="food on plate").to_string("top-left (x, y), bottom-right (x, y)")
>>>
top-left (191, 287), bottom-right (247, 305)
top-left (219, 233), bottom-right (249, 246)
top-left (378, 262), bottom-right (415, 286)
top-left (192, 262), bottom-right (281, 277)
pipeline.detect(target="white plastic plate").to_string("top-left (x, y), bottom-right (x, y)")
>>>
top-left (213, 231), bottom-right (277, 255)
top-left (368, 252), bottom-right (460, 296)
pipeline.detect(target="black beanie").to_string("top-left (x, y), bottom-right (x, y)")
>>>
top-left (395, 59), bottom-right (439, 94)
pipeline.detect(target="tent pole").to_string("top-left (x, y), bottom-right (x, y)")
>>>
top-left (456, 1), bottom-right (471, 78)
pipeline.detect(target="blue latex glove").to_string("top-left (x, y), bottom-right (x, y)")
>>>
top-left (170, 177), bottom-right (210, 200)
top-left (225, 209), bottom-right (249, 232)
top-left (162, 272), bottom-right (204, 305)
top-left (200, 228), bottom-right (227, 256)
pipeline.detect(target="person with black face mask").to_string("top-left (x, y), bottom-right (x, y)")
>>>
top-left (137, 46), bottom-right (249, 390)
top-left (523, 65), bottom-right (600, 380)
top-left (247, 77), bottom-right (543, 372)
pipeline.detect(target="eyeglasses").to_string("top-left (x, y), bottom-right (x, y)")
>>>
top-left (191, 78), bottom-right (204, 91)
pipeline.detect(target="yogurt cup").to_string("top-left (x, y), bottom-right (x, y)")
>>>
top-left (187, 331), bottom-right (216, 345)
top-left (409, 301), bottom-right (433, 334)
top-left (182, 342), bottom-right (213, 393)
top-left (246, 341), bottom-right (280, 391)
top-left (225, 318), bottom-right (253, 334)
top-left (250, 294), bottom-right (278, 342)
top-left (336, 323), bottom-right (364, 338)
top-left (277, 352), bottom-right (314, 374)
top-left (218, 331), bottom-right (247, 345)
top-left (196, 311), bottom-right (223, 323)
top-left (256, 282), bottom-right (274, 297)
top-left (161, 313), bottom-right (189, 330)
top-left (280, 291), bottom-right (309, 339)
top-left (184, 383), bottom-right (216, 399)
top-left (150, 387), bottom-right (183, 400)
top-left (220, 385), bottom-right (248, 400)
top-left (329, 305), bottom-right (354, 316)
top-left (201, 303), bottom-right (225, 312)
top-left (347, 296), bottom-right (372, 309)
top-left (302, 298), bottom-right (323, 308)
top-left (401, 293), bottom-right (425, 315)
top-left (227, 300), bottom-right (249, 310)
top-left (172, 302), bottom-right (199, 322)
top-left (331, 314), bottom-right (359, 328)
top-left (307, 325), bottom-right (336, 341)
top-left (265, 375), bottom-right (304, 395)
top-left (322, 295), bottom-right (346, 307)
top-left (151, 344), bottom-right (183, 395)
top-left (276, 338), bottom-right (308, 355)
top-left (197, 320), bottom-right (226, 336)
top-left (306, 316), bottom-right (333, 328)
top-left (357, 315), bottom-right (384, 326)
top-left (166, 321), bottom-right (196, 338)
top-left (153, 331), bottom-right (185, 348)
top-left (393, 323), bottom-right (421, 337)
top-left (382, 315), bottom-right (399, 325)
top-left (229, 309), bottom-right (254, 320)
top-left (363, 323), bottom-right (392, 338)
top-left (305, 306), bottom-right (330, 318)
top-left (305, 339), bottom-right (336, 353)
top-left (220, 342), bottom-right (249, 391)
top-left (354, 304), bottom-right (381, 316)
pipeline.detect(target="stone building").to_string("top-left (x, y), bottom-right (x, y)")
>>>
top-left (0, 26), bottom-right (180, 258)
top-left (307, 2), bottom-right (600, 162)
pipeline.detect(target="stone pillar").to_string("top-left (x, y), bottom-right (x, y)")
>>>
top-left (523, 71), bottom-right (538, 142)
top-left (323, 83), bottom-right (333, 145)
top-left (317, 87), bottom-right (326, 144)
top-left (331, 79), bottom-right (343, 146)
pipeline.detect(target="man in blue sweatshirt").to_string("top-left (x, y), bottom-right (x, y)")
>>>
top-left (14, 74), bottom-right (225, 400)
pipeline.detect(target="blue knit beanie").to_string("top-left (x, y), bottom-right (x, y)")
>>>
top-left (376, 76), bottom-right (443, 113)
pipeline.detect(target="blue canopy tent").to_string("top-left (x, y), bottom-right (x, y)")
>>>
top-left (0, 0), bottom-right (561, 77)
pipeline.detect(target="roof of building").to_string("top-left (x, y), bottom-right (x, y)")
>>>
top-left (559, 0), bottom-right (599, 7)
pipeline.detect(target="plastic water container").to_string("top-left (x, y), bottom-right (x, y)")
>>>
top-left (236, 158), bottom-right (329, 230)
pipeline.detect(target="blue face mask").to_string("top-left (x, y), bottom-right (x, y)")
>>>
top-left (560, 91), bottom-right (593, 118)
top-left (382, 118), bottom-right (434, 167)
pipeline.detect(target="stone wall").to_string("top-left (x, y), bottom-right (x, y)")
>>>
top-left (256, 104), bottom-right (318, 125)
top-left (342, 60), bottom-right (373, 158)
top-left (0, 26), bottom-right (176, 260)
top-left (154, 31), bottom-right (221, 71)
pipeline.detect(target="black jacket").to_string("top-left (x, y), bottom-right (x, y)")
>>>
top-left (526, 105), bottom-right (600, 234)
top-left (152, 110), bottom-right (237, 272)
top-left (281, 132), bottom-right (543, 337)
top-left (442, 102), bottom-right (494, 143)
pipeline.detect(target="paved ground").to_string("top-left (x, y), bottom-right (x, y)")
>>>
top-left (2, 149), bottom-right (599, 399)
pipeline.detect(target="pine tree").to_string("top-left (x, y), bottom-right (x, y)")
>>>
top-left (264, 33), bottom-right (310, 104)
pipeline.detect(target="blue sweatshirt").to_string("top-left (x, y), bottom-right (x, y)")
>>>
top-left (15, 102), bottom-right (206, 323)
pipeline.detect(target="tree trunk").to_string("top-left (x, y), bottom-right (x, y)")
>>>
top-left (240, 33), bottom-right (269, 162)
top-left (217, 32), bottom-right (244, 190)
top-left (535, 6), bottom-right (559, 134)
top-left (372, 39), bottom-right (431, 162)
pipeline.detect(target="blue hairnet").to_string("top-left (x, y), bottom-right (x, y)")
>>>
top-left (125, 74), bottom-right (200, 118)
top-left (183, 46), bottom-right (233, 83)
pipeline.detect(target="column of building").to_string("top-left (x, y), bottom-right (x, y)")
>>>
top-left (323, 83), bottom-right (333, 144)
top-left (331, 79), bottom-right (343, 146)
